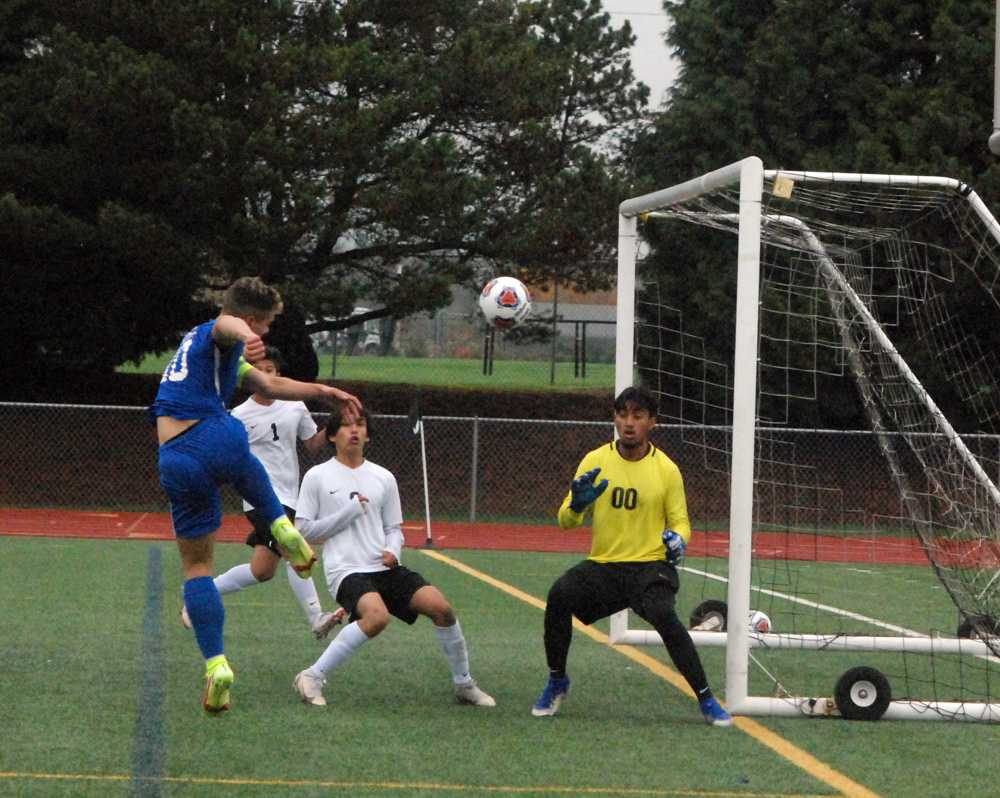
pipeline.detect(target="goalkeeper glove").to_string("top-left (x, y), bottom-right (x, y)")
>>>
top-left (569, 467), bottom-right (609, 513)
top-left (663, 529), bottom-right (686, 565)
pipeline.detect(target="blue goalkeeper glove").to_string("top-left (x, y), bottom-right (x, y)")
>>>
top-left (663, 529), bottom-right (686, 565)
top-left (569, 467), bottom-right (609, 513)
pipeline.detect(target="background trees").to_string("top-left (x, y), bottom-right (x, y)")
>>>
top-left (7, 0), bottom-right (999, 429)
top-left (635, 0), bottom-right (1000, 427)
top-left (1, 0), bottom-right (647, 379)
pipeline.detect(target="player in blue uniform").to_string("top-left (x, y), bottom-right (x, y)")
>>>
top-left (150, 276), bottom-right (361, 714)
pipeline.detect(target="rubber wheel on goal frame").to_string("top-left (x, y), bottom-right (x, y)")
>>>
top-left (834, 666), bottom-right (891, 721)
top-left (689, 599), bottom-right (728, 631)
top-left (957, 614), bottom-right (1000, 640)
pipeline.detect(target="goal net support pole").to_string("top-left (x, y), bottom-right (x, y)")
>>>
top-left (612, 157), bottom-right (764, 711)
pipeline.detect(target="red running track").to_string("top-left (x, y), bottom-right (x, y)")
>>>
top-left (0, 507), bottom-right (593, 553)
top-left (0, 507), bottom-right (977, 566)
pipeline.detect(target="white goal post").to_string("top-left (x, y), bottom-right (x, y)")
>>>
top-left (612, 156), bottom-right (1000, 722)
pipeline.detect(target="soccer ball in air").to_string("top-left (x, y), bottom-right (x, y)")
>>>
top-left (478, 276), bottom-right (532, 331)
top-left (748, 610), bottom-right (772, 634)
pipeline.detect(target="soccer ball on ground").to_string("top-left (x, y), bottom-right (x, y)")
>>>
top-left (478, 276), bottom-right (532, 331)
top-left (748, 610), bottom-right (772, 633)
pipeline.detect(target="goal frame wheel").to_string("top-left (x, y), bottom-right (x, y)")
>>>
top-left (834, 666), bottom-right (891, 721)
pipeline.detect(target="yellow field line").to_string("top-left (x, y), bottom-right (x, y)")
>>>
top-left (0, 771), bottom-right (830, 796)
top-left (419, 548), bottom-right (880, 798)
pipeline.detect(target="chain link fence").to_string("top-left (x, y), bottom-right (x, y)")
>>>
top-left (6, 402), bottom-right (999, 532)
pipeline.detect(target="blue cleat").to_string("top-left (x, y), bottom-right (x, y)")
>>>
top-left (532, 675), bottom-right (571, 717)
top-left (699, 695), bottom-right (732, 727)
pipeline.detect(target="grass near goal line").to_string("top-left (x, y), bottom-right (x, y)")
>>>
top-left (118, 352), bottom-right (615, 392)
top-left (5, 536), bottom-right (1000, 796)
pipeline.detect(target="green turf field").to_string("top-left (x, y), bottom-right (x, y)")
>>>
top-left (5, 536), bottom-right (1000, 797)
top-left (118, 353), bottom-right (615, 392)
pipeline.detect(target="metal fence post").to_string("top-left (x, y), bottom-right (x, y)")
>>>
top-left (469, 416), bottom-right (479, 523)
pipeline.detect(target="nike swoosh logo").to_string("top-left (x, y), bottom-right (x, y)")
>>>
top-left (248, 424), bottom-right (257, 429)
top-left (329, 490), bottom-right (339, 495)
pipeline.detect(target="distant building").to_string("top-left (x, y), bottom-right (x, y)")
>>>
top-left (528, 283), bottom-right (617, 339)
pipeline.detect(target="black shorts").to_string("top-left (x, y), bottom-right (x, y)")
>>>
top-left (555, 559), bottom-right (679, 626)
top-left (336, 567), bottom-right (430, 626)
top-left (244, 504), bottom-right (295, 556)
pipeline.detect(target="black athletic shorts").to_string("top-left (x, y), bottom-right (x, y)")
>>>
top-left (557, 559), bottom-right (680, 626)
top-left (336, 566), bottom-right (430, 626)
top-left (244, 504), bottom-right (295, 556)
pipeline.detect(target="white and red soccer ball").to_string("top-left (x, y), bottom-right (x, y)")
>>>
top-left (748, 610), bottom-right (772, 634)
top-left (478, 276), bottom-right (532, 331)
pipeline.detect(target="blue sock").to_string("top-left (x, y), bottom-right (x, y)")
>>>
top-left (184, 576), bottom-right (225, 660)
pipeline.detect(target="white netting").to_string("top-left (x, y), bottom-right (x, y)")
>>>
top-left (626, 168), bottom-right (1000, 721)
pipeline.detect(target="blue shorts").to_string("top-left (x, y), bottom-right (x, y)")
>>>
top-left (158, 414), bottom-right (284, 539)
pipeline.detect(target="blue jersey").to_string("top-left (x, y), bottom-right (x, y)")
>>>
top-left (151, 319), bottom-right (284, 538)
top-left (150, 320), bottom-right (252, 420)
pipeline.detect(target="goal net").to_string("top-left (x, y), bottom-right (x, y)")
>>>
top-left (612, 157), bottom-right (1000, 722)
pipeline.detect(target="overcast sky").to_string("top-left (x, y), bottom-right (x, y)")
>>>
top-left (602, 0), bottom-right (679, 109)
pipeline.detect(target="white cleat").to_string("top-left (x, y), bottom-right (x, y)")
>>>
top-left (180, 604), bottom-right (192, 630)
top-left (455, 680), bottom-right (496, 707)
top-left (293, 669), bottom-right (327, 707)
top-left (311, 609), bottom-right (347, 640)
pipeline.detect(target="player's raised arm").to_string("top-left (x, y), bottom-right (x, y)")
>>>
top-left (241, 367), bottom-right (362, 417)
top-left (557, 461), bottom-right (608, 529)
top-left (212, 314), bottom-right (266, 361)
top-left (303, 425), bottom-right (329, 456)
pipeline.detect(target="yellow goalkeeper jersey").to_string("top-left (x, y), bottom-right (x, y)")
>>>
top-left (558, 441), bottom-right (691, 563)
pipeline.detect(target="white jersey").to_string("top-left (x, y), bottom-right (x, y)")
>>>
top-left (296, 457), bottom-right (405, 598)
top-left (231, 397), bottom-right (318, 511)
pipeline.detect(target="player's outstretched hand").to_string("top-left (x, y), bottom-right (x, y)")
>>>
top-left (663, 529), bottom-right (686, 565)
top-left (321, 385), bottom-right (363, 418)
top-left (569, 467), bottom-right (609, 513)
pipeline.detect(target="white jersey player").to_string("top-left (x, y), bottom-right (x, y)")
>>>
top-left (181, 347), bottom-right (345, 639)
top-left (290, 406), bottom-right (496, 709)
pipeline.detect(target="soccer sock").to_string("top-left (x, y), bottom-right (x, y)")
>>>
top-left (433, 621), bottom-right (472, 685)
top-left (183, 576), bottom-right (225, 660)
top-left (214, 563), bottom-right (259, 595)
top-left (285, 561), bottom-right (323, 624)
top-left (312, 621), bottom-right (369, 677)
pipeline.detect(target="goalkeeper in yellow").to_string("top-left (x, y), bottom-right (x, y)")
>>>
top-left (532, 386), bottom-right (732, 726)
